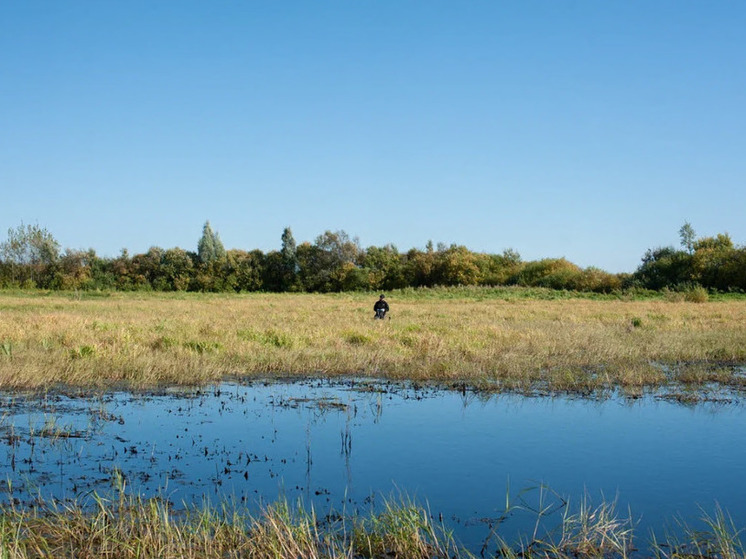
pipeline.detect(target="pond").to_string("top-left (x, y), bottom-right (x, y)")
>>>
top-left (0, 379), bottom-right (744, 554)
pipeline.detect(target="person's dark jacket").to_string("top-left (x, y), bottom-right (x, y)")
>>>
top-left (374, 299), bottom-right (389, 312)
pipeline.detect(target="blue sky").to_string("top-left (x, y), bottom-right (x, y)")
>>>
top-left (1, 1), bottom-right (744, 273)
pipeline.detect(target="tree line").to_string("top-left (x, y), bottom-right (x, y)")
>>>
top-left (1, 221), bottom-right (744, 294)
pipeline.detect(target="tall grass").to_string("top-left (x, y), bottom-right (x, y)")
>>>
top-left (0, 491), bottom-right (740, 558)
top-left (350, 494), bottom-right (461, 558)
top-left (0, 492), bottom-right (466, 559)
top-left (0, 289), bottom-right (745, 392)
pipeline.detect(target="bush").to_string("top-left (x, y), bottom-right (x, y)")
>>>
top-left (684, 285), bottom-right (709, 303)
top-left (511, 258), bottom-right (582, 289)
top-left (662, 288), bottom-right (685, 303)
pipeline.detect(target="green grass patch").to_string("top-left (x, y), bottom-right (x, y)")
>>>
top-left (238, 328), bottom-right (294, 348)
top-left (69, 345), bottom-right (96, 359)
top-left (343, 331), bottom-right (372, 345)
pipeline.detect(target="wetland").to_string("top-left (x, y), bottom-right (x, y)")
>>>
top-left (0, 379), bottom-right (744, 557)
top-left (0, 289), bottom-right (745, 557)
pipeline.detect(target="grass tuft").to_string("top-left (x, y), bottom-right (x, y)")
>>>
top-left (652, 504), bottom-right (744, 559)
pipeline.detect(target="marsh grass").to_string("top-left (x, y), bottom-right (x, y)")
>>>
top-left (492, 491), bottom-right (743, 559)
top-left (350, 494), bottom-right (461, 558)
top-left (0, 492), bottom-right (466, 559)
top-left (651, 505), bottom-right (744, 559)
top-left (1, 289), bottom-right (745, 392)
top-left (0, 490), bottom-right (740, 558)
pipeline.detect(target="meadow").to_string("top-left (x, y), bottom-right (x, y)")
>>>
top-left (1, 287), bottom-right (745, 394)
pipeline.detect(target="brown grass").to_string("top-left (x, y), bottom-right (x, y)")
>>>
top-left (0, 290), bottom-right (745, 392)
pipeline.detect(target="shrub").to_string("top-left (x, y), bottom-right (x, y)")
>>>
top-left (684, 285), bottom-right (709, 303)
top-left (511, 258), bottom-right (582, 290)
top-left (662, 288), bottom-right (685, 303)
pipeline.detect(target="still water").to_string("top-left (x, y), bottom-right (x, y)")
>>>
top-left (0, 380), bottom-right (743, 552)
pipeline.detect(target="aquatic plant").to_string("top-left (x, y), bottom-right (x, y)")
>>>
top-left (651, 504), bottom-right (744, 559)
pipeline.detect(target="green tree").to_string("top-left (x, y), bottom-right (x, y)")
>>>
top-left (480, 249), bottom-right (523, 286)
top-left (130, 247), bottom-right (164, 290)
top-left (86, 251), bottom-right (117, 290)
top-left (362, 245), bottom-right (407, 291)
top-left (691, 233), bottom-right (736, 290)
top-left (281, 227), bottom-right (297, 263)
top-left (222, 249), bottom-right (264, 292)
top-left (51, 249), bottom-right (95, 290)
top-left (297, 230), bottom-right (361, 292)
top-left (110, 249), bottom-right (136, 290)
top-left (633, 247), bottom-right (693, 290)
top-left (573, 267), bottom-right (622, 293)
top-left (0, 222), bottom-right (61, 287)
top-left (511, 258), bottom-right (582, 289)
top-left (716, 248), bottom-right (746, 291)
top-left (280, 227), bottom-right (299, 291)
top-left (160, 248), bottom-right (195, 291)
top-left (197, 221), bottom-right (226, 264)
top-left (403, 248), bottom-right (436, 287)
top-left (693, 233), bottom-right (733, 252)
top-left (432, 245), bottom-right (483, 286)
top-left (679, 221), bottom-right (696, 254)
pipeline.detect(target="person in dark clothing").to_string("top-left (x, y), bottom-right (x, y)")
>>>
top-left (373, 294), bottom-right (389, 319)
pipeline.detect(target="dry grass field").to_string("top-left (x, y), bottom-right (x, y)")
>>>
top-left (1, 289), bottom-right (745, 392)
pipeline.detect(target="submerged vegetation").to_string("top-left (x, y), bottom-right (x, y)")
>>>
top-left (0, 491), bottom-right (741, 558)
top-left (0, 288), bottom-right (745, 392)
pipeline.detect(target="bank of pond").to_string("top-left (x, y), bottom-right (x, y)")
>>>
top-left (0, 379), bottom-right (743, 558)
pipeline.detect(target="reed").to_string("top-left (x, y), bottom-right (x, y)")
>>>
top-left (1, 289), bottom-right (745, 392)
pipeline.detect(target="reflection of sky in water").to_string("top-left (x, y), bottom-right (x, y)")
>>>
top-left (0, 381), bottom-right (743, 553)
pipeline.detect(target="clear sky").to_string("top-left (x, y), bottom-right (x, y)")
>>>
top-left (1, 1), bottom-right (744, 273)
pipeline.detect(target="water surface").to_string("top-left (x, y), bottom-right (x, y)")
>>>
top-left (0, 380), bottom-right (743, 553)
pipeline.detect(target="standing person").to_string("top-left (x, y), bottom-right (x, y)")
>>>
top-left (373, 294), bottom-right (389, 319)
